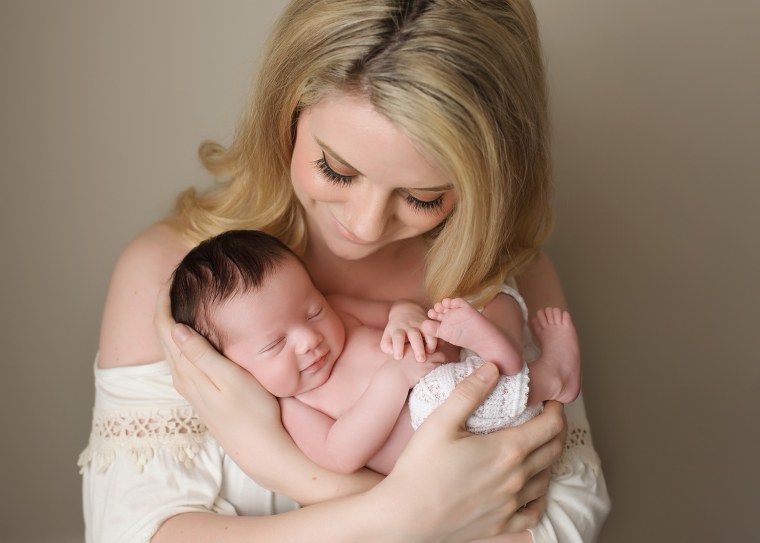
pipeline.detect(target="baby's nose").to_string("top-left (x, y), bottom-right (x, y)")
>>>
top-left (295, 327), bottom-right (322, 354)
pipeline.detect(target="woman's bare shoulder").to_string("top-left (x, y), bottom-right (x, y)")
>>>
top-left (515, 251), bottom-right (568, 313)
top-left (98, 222), bottom-right (191, 368)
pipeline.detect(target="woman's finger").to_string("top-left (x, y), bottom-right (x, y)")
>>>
top-left (418, 362), bottom-right (500, 434)
top-left (514, 469), bottom-right (550, 513)
top-left (490, 401), bottom-right (564, 474)
top-left (168, 324), bottom-right (221, 391)
top-left (503, 495), bottom-right (547, 534)
top-left (154, 282), bottom-right (181, 365)
top-left (516, 402), bottom-right (566, 477)
top-left (171, 322), bottom-right (258, 392)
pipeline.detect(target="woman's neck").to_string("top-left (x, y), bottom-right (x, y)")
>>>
top-left (303, 234), bottom-right (429, 306)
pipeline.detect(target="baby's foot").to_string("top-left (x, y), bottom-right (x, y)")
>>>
top-left (420, 298), bottom-right (523, 375)
top-left (529, 308), bottom-right (581, 404)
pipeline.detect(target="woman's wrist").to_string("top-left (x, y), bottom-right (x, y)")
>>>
top-left (362, 477), bottom-right (433, 543)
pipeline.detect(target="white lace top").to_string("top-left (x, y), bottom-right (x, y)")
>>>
top-left (79, 287), bottom-right (611, 542)
top-left (79, 363), bottom-right (609, 543)
top-left (79, 360), bottom-right (300, 543)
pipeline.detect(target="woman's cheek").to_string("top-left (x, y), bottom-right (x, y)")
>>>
top-left (290, 157), bottom-right (337, 204)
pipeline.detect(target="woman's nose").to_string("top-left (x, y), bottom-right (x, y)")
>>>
top-left (346, 187), bottom-right (391, 242)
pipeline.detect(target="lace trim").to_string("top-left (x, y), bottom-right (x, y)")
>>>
top-left (551, 417), bottom-right (601, 477)
top-left (78, 405), bottom-right (601, 477)
top-left (77, 406), bottom-right (208, 474)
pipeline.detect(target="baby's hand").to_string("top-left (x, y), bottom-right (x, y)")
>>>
top-left (381, 301), bottom-right (437, 362)
top-left (398, 350), bottom-right (445, 388)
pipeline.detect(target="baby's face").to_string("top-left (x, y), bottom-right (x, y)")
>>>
top-left (214, 257), bottom-right (345, 397)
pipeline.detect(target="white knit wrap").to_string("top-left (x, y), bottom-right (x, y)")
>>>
top-left (408, 355), bottom-right (542, 434)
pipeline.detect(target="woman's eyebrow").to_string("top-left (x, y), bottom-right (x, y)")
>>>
top-left (315, 137), bottom-right (363, 175)
top-left (314, 136), bottom-right (454, 193)
top-left (410, 184), bottom-right (454, 193)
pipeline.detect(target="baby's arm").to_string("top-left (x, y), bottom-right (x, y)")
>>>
top-left (280, 353), bottom-right (441, 474)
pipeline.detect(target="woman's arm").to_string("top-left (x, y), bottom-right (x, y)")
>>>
top-left (155, 357), bottom-right (563, 543)
top-left (97, 223), bottom-right (382, 501)
top-left (98, 222), bottom-right (189, 369)
top-left (516, 251), bottom-right (612, 541)
top-left (515, 251), bottom-right (568, 316)
top-left (88, 223), bottom-right (565, 542)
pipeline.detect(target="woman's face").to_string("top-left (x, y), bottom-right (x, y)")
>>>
top-left (290, 93), bottom-right (457, 261)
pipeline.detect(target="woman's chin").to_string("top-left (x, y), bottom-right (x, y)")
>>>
top-left (324, 237), bottom-right (383, 261)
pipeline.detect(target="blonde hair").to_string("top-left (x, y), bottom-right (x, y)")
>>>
top-left (173, 0), bottom-right (553, 307)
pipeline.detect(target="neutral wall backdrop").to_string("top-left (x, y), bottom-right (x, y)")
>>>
top-left (1, 1), bottom-right (757, 542)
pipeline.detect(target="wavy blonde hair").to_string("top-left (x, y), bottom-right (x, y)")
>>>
top-left (172, 0), bottom-right (553, 307)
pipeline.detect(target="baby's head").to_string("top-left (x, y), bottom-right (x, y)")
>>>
top-left (170, 230), bottom-right (345, 397)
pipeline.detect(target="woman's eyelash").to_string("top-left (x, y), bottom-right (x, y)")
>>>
top-left (314, 152), bottom-right (446, 214)
top-left (314, 155), bottom-right (353, 185)
top-left (406, 193), bottom-right (445, 214)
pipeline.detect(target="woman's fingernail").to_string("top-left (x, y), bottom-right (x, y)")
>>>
top-left (173, 324), bottom-right (191, 344)
top-left (475, 362), bottom-right (498, 382)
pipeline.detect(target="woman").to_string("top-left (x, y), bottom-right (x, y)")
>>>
top-left (80, 1), bottom-right (610, 541)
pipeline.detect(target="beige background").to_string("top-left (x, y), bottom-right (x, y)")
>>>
top-left (1, 1), bottom-right (757, 542)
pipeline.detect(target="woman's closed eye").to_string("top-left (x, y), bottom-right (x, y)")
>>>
top-left (314, 153), bottom-right (448, 214)
top-left (314, 154), bottom-right (353, 186)
top-left (403, 191), bottom-right (445, 214)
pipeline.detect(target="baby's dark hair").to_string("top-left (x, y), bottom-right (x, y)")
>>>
top-left (170, 229), bottom-right (297, 350)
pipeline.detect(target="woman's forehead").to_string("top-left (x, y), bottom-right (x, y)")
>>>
top-left (302, 94), bottom-right (451, 190)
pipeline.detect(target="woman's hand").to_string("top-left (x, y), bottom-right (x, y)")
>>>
top-left (374, 362), bottom-right (566, 542)
top-left (154, 283), bottom-right (280, 433)
top-left (154, 283), bottom-right (382, 503)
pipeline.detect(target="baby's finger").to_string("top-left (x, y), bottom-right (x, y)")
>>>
top-left (380, 330), bottom-right (394, 355)
top-left (392, 330), bottom-right (407, 360)
top-left (423, 333), bottom-right (438, 354)
top-left (407, 331), bottom-right (427, 361)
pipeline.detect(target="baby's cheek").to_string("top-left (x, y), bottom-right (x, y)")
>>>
top-left (233, 358), bottom-right (258, 378)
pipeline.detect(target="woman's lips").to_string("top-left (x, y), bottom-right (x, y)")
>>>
top-left (332, 215), bottom-right (374, 245)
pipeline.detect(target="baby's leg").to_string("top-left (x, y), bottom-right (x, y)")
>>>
top-left (420, 298), bottom-right (523, 375)
top-left (528, 308), bottom-right (581, 404)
